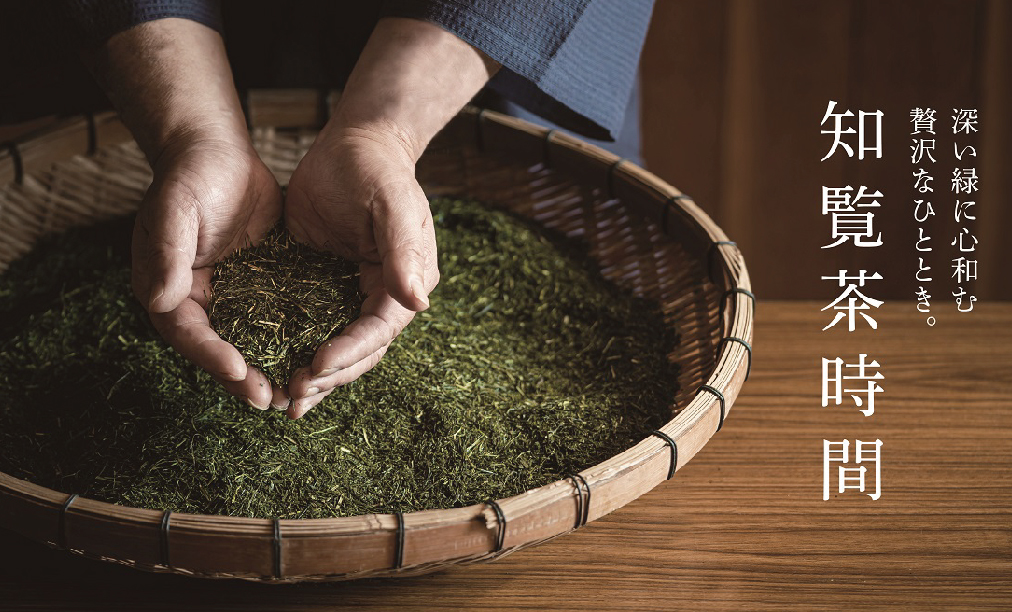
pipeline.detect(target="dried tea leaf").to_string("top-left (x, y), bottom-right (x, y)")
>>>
top-left (0, 199), bottom-right (680, 519)
top-left (208, 224), bottom-right (363, 386)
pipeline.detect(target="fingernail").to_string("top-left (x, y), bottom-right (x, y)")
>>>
top-left (317, 367), bottom-right (337, 377)
top-left (410, 276), bottom-right (429, 308)
top-left (245, 397), bottom-right (268, 411)
top-left (270, 398), bottom-right (290, 410)
top-left (306, 386), bottom-right (320, 396)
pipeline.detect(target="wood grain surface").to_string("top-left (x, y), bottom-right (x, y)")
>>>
top-left (0, 301), bottom-right (1009, 611)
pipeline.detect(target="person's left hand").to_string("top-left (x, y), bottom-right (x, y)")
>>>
top-left (133, 134), bottom-right (286, 411)
top-left (283, 124), bottom-right (439, 419)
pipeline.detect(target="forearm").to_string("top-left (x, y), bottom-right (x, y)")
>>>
top-left (330, 17), bottom-right (500, 160)
top-left (83, 18), bottom-right (247, 164)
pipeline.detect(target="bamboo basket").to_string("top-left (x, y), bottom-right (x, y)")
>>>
top-left (0, 90), bottom-right (754, 582)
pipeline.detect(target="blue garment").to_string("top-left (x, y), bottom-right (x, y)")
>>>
top-left (381, 0), bottom-right (652, 144)
top-left (483, 79), bottom-right (643, 165)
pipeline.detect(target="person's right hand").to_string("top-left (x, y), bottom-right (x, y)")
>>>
top-left (82, 18), bottom-right (290, 410)
top-left (132, 133), bottom-right (285, 410)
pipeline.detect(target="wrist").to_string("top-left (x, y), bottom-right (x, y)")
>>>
top-left (319, 117), bottom-right (423, 164)
top-left (151, 123), bottom-right (254, 171)
top-left (88, 18), bottom-right (249, 164)
top-left (331, 17), bottom-right (498, 160)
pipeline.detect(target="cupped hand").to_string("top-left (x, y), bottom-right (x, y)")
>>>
top-left (283, 126), bottom-right (439, 419)
top-left (132, 134), bottom-right (287, 410)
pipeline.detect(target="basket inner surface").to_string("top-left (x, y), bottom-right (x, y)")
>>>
top-left (0, 108), bottom-right (744, 582)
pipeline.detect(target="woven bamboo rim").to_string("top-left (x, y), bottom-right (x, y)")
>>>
top-left (0, 90), bottom-right (753, 582)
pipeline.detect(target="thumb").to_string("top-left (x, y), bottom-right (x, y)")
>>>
top-left (140, 194), bottom-right (199, 314)
top-left (375, 183), bottom-right (433, 312)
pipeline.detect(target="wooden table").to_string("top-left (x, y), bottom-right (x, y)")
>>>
top-left (2, 301), bottom-right (1009, 610)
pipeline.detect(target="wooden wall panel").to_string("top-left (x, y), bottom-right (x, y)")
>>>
top-left (848, 0), bottom-right (982, 307)
top-left (640, 0), bottom-right (727, 221)
top-left (717, 0), bottom-right (853, 300)
top-left (979, 0), bottom-right (1012, 301)
top-left (642, 0), bottom-right (1011, 302)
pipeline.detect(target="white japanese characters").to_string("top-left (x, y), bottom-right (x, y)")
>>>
top-left (822, 354), bottom-right (884, 417)
top-left (821, 186), bottom-right (883, 249)
top-left (819, 101), bottom-right (887, 501)
top-left (821, 100), bottom-right (884, 161)
top-left (911, 107), bottom-right (938, 326)
top-left (820, 270), bottom-right (883, 331)
top-left (950, 109), bottom-right (979, 313)
top-left (823, 439), bottom-right (883, 501)
top-left (817, 103), bottom-right (981, 502)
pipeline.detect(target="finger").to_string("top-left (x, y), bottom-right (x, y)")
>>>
top-left (291, 338), bottom-right (390, 398)
top-left (271, 385), bottom-right (291, 411)
top-left (310, 291), bottom-right (413, 377)
top-left (328, 341), bottom-right (389, 386)
top-left (241, 367), bottom-right (275, 411)
top-left (287, 388), bottom-right (330, 420)
top-left (137, 188), bottom-right (200, 314)
top-left (154, 301), bottom-right (273, 409)
top-left (294, 343), bottom-right (390, 401)
top-left (150, 298), bottom-right (248, 384)
top-left (374, 181), bottom-right (434, 311)
top-left (287, 367), bottom-right (317, 401)
top-left (211, 366), bottom-right (274, 411)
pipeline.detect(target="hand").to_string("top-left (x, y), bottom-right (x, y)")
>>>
top-left (283, 126), bottom-right (438, 418)
top-left (133, 134), bottom-right (286, 410)
top-left (279, 17), bottom-right (497, 419)
top-left (83, 19), bottom-right (291, 410)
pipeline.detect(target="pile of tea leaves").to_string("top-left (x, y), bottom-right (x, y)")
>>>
top-left (0, 199), bottom-right (679, 519)
top-left (208, 223), bottom-right (363, 386)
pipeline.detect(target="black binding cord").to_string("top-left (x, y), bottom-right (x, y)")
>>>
top-left (662, 193), bottom-right (693, 234)
top-left (3, 142), bottom-right (23, 185)
top-left (485, 501), bottom-right (507, 552)
top-left (567, 474), bottom-right (592, 529)
top-left (394, 512), bottom-right (406, 569)
top-left (697, 384), bottom-right (727, 433)
top-left (606, 158), bottom-right (628, 199)
top-left (569, 475), bottom-right (584, 528)
top-left (273, 518), bottom-right (282, 579)
top-left (719, 287), bottom-right (757, 323)
top-left (718, 336), bottom-right (753, 381)
top-left (650, 430), bottom-right (679, 480)
top-left (160, 510), bottom-right (172, 567)
top-left (58, 493), bottom-right (79, 550)
top-left (707, 240), bottom-right (737, 284)
top-left (542, 129), bottom-right (558, 168)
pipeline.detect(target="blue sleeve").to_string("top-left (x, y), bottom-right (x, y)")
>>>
top-left (381, 0), bottom-right (654, 142)
top-left (52, 0), bottom-right (221, 47)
